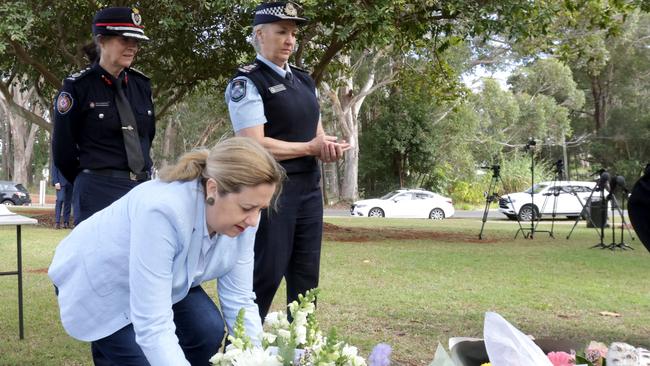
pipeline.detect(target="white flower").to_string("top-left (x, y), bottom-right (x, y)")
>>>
top-left (261, 331), bottom-right (277, 344)
top-left (231, 348), bottom-right (282, 366)
top-left (293, 311), bottom-right (308, 327)
top-left (295, 324), bottom-right (307, 345)
top-left (264, 312), bottom-right (280, 327)
top-left (277, 329), bottom-right (291, 339)
top-left (303, 302), bottom-right (315, 314)
top-left (288, 301), bottom-right (300, 315)
top-left (350, 355), bottom-right (367, 366)
top-left (342, 345), bottom-right (359, 358)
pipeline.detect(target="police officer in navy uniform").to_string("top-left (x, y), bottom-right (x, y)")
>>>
top-left (52, 7), bottom-right (155, 224)
top-left (226, 1), bottom-right (351, 319)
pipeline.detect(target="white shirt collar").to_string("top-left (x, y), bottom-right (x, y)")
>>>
top-left (256, 54), bottom-right (291, 78)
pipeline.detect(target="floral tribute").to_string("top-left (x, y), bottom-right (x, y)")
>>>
top-left (479, 340), bottom-right (650, 366)
top-left (210, 289), bottom-right (392, 366)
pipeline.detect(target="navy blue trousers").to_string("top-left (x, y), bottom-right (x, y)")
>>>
top-left (73, 172), bottom-right (140, 224)
top-left (253, 170), bottom-right (323, 319)
top-left (91, 286), bottom-right (225, 365)
top-left (54, 184), bottom-right (73, 225)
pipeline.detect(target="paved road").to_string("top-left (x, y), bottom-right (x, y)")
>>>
top-left (325, 208), bottom-right (504, 219)
top-left (325, 208), bottom-right (627, 222)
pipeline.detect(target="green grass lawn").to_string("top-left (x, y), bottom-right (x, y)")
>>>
top-left (0, 217), bottom-right (648, 365)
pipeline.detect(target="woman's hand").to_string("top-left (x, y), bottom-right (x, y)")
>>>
top-left (309, 134), bottom-right (351, 163)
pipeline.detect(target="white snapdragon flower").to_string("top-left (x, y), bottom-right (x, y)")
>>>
top-left (288, 302), bottom-right (300, 315)
top-left (264, 312), bottom-right (280, 327)
top-left (293, 311), bottom-right (308, 327)
top-left (342, 345), bottom-right (359, 358)
top-left (261, 331), bottom-right (277, 344)
top-left (277, 329), bottom-right (291, 339)
top-left (295, 324), bottom-right (307, 345)
top-left (232, 348), bottom-right (282, 366)
top-left (303, 302), bottom-right (315, 314)
top-left (350, 355), bottom-right (367, 366)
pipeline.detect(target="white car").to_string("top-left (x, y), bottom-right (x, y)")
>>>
top-left (498, 180), bottom-right (605, 221)
top-left (350, 189), bottom-right (455, 220)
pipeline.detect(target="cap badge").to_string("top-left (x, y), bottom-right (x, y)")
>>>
top-left (131, 8), bottom-right (142, 26)
top-left (285, 3), bottom-right (297, 16)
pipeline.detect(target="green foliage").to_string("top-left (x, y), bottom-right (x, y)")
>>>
top-left (448, 179), bottom-right (488, 206)
top-left (498, 152), bottom-right (554, 193)
top-left (228, 308), bottom-right (253, 351)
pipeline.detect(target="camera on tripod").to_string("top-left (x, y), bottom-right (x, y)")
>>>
top-left (524, 137), bottom-right (536, 151)
top-left (480, 164), bottom-right (501, 176)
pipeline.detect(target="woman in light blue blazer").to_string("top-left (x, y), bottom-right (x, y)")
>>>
top-left (49, 137), bottom-right (285, 366)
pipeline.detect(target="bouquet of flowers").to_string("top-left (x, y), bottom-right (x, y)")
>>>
top-left (210, 289), bottom-right (389, 366)
top-left (479, 340), bottom-right (650, 366)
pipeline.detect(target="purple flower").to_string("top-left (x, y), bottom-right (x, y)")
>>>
top-left (368, 343), bottom-right (392, 366)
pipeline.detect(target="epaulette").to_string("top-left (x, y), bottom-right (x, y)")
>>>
top-left (127, 67), bottom-right (150, 80)
top-left (289, 64), bottom-right (310, 74)
top-left (65, 67), bottom-right (92, 82)
top-left (238, 62), bottom-right (259, 74)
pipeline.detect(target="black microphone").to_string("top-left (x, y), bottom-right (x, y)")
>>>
top-left (598, 172), bottom-right (610, 191)
top-left (609, 175), bottom-right (618, 193)
top-left (616, 175), bottom-right (629, 194)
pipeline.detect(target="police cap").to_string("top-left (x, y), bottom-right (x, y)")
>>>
top-left (92, 7), bottom-right (150, 41)
top-left (253, 1), bottom-right (308, 26)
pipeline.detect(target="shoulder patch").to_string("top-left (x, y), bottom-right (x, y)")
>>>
top-left (230, 79), bottom-right (247, 102)
top-left (56, 92), bottom-right (74, 115)
top-left (238, 63), bottom-right (259, 74)
top-left (289, 64), bottom-right (310, 74)
top-left (128, 67), bottom-right (150, 80)
top-left (65, 67), bottom-right (92, 82)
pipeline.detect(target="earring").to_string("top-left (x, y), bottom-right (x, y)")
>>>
top-left (206, 196), bottom-right (215, 206)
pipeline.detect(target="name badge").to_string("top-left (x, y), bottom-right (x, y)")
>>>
top-left (268, 84), bottom-right (286, 94)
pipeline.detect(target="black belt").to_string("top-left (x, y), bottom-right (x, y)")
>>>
top-left (81, 169), bottom-right (150, 182)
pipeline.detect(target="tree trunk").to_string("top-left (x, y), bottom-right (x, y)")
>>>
top-left (160, 116), bottom-right (179, 168)
top-left (340, 131), bottom-right (359, 201)
top-left (590, 63), bottom-right (613, 132)
top-left (0, 104), bottom-right (12, 180)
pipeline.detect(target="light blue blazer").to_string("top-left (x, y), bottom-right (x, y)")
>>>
top-left (48, 179), bottom-right (262, 365)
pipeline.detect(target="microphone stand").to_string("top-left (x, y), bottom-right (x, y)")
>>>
top-left (617, 190), bottom-right (635, 249)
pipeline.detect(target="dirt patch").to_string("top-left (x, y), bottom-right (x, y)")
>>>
top-left (323, 222), bottom-right (498, 243)
top-left (9, 208), bottom-right (59, 228)
top-left (25, 267), bottom-right (48, 274)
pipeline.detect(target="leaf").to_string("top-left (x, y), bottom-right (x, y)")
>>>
top-left (599, 311), bottom-right (621, 317)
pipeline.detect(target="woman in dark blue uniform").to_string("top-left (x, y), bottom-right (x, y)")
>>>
top-left (226, 1), bottom-right (350, 319)
top-left (52, 7), bottom-right (155, 223)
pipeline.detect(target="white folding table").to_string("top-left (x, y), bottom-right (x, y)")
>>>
top-left (0, 206), bottom-right (38, 339)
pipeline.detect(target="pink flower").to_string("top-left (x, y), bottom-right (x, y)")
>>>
top-left (585, 341), bottom-right (608, 361)
top-left (547, 351), bottom-right (575, 366)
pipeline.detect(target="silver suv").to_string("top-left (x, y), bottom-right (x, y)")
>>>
top-left (498, 181), bottom-right (601, 221)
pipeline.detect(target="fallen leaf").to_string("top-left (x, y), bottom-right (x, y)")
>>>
top-left (599, 311), bottom-right (621, 317)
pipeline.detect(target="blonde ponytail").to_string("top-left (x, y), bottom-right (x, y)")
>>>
top-left (158, 137), bottom-right (285, 203)
top-left (158, 149), bottom-right (210, 182)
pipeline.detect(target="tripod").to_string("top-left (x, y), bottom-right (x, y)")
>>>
top-left (533, 160), bottom-right (565, 239)
top-left (515, 138), bottom-right (551, 239)
top-left (604, 177), bottom-right (635, 250)
top-left (478, 164), bottom-right (525, 240)
top-left (566, 173), bottom-right (606, 240)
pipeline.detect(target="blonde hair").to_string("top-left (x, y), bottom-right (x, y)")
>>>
top-left (159, 137), bottom-right (285, 203)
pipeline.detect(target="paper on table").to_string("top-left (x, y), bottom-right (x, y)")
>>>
top-left (428, 343), bottom-right (455, 366)
top-left (483, 312), bottom-right (552, 366)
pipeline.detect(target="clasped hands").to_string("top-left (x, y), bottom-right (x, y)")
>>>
top-left (310, 134), bottom-right (351, 163)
